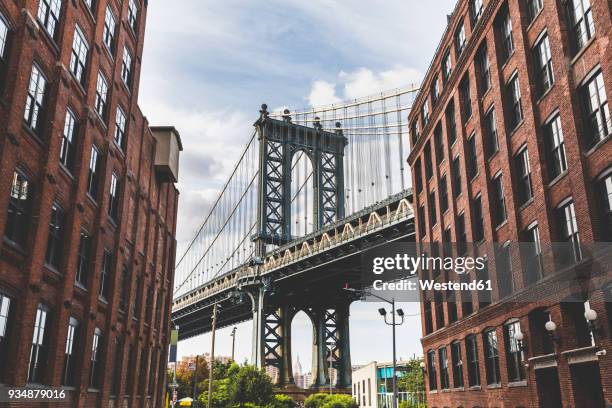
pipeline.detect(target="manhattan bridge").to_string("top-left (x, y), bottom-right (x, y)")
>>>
top-left (171, 86), bottom-right (419, 390)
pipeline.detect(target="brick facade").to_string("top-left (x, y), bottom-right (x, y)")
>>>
top-left (408, 0), bottom-right (611, 406)
top-left (0, 0), bottom-right (179, 407)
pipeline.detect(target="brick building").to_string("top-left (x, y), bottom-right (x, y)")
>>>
top-left (0, 0), bottom-right (180, 407)
top-left (408, 0), bottom-right (611, 406)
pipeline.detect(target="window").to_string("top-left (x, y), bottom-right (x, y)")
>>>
top-left (455, 20), bottom-right (466, 56)
top-left (133, 275), bottom-right (142, 319)
top-left (440, 175), bottom-right (449, 213)
top-left (556, 200), bottom-right (582, 264)
top-left (424, 302), bottom-right (433, 334)
top-left (102, 7), bottom-right (116, 53)
top-left (100, 250), bottom-right (112, 300)
top-left (451, 157), bottom-right (462, 198)
top-left (90, 328), bottom-right (102, 388)
top-left (499, 9), bottom-right (514, 63)
top-left (457, 213), bottom-right (467, 255)
top-left (473, 195), bottom-right (484, 242)
top-left (415, 158), bottom-right (423, 193)
top-left (484, 328), bottom-right (500, 385)
top-left (484, 108), bottom-right (498, 158)
top-left (459, 75), bottom-right (472, 123)
top-left (527, 0), bottom-right (543, 23)
top-left (496, 242), bottom-right (513, 298)
top-left (568, 0), bottom-right (595, 53)
top-left (429, 191), bottom-right (437, 226)
top-left (491, 174), bottom-right (507, 226)
top-left (121, 46), bottom-right (132, 87)
top-left (506, 75), bottom-right (523, 130)
top-left (145, 285), bottom-right (154, 322)
top-left (69, 26), bottom-right (88, 84)
top-left (581, 71), bottom-right (610, 148)
top-left (0, 13), bottom-right (10, 90)
top-left (411, 120), bottom-right (420, 146)
top-left (418, 205), bottom-right (426, 238)
top-left (434, 124), bottom-right (444, 164)
top-left (544, 115), bottom-right (567, 179)
top-left (477, 44), bottom-right (491, 94)
top-left (110, 337), bottom-right (123, 396)
top-left (0, 294), bottom-right (12, 381)
top-left (514, 147), bottom-right (533, 205)
top-left (114, 107), bottom-right (127, 150)
top-left (445, 101), bottom-right (457, 145)
top-left (37, 0), bottom-right (61, 40)
top-left (75, 231), bottom-right (90, 287)
top-left (5, 170), bottom-right (31, 247)
top-left (465, 335), bottom-right (480, 386)
top-left (108, 173), bottom-right (121, 221)
top-left (28, 304), bottom-right (49, 383)
top-left (451, 341), bottom-right (464, 388)
top-left (431, 78), bottom-right (440, 107)
top-left (523, 223), bottom-right (543, 284)
top-left (45, 203), bottom-right (64, 269)
top-left (427, 350), bottom-right (437, 390)
top-left (442, 48), bottom-right (452, 84)
top-left (466, 134), bottom-right (478, 180)
top-left (596, 172), bottom-right (612, 241)
top-left (422, 100), bottom-right (429, 127)
top-left (504, 320), bottom-right (525, 382)
top-left (128, 0), bottom-right (138, 31)
top-left (470, 0), bottom-right (484, 24)
top-left (534, 35), bottom-right (554, 97)
top-left (62, 317), bottom-right (79, 386)
top-left (87, 146), bottom-right (100, 199)
top-left (59, 109), bottom-right (77, 171)
top-left (83, 0), bottom-right (93, 10)
top-left (425, 142), bottom-right (433, 180)
top-left (439, 347), bottom-right (449, 389)
top-left (24, 65), bottom-right (47, 134)
top-left (94, 73), bottom-right (108, 119)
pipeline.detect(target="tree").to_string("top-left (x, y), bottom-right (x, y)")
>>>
top-left (227, 365), bottom-right (275, 406)
top-left (304, 394), bottom-right (357, 408)
top-left (395, 358), bottom-right (426, 408)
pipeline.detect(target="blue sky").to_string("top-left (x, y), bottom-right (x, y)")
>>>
top-left (139, 0), bottom-right (456, 371)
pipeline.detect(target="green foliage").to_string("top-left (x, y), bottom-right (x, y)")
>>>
top-left (266, 394), bottom-right (296, 408)
top-left (227, 365), bottom-right (275, 406)
top-left (304, 394), bottom-right (357, 408)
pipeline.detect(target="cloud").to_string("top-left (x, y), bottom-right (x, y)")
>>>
top-left (307, 66), bottom-right (423, 106)
top-left (307, 80), bottom-right (342, 107)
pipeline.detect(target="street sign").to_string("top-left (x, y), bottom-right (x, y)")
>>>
top-left (188, 362), bottom-right (196, 371)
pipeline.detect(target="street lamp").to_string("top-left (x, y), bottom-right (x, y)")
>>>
top-left (230, 327), bottom-right (237, 361)
top-left (343, 287), bottom-right (406, 408)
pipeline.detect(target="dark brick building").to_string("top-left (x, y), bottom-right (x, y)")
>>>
top-left (408, 0), bottom-right (611, 406)
top-left (0, 0), bottom-right (180, 407)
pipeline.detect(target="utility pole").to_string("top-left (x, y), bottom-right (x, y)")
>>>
top-left (193, 355), bottom-right (199, 407)
top-left (208, 304), bottom-right (218, 408)
top-left (230, 327), bottom-right (237, 361)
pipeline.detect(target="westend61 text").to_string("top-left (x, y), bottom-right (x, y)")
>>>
top-left (372, 279), bottom-right (493, 292)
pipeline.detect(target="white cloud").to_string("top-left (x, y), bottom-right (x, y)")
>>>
top-left (307, 65), bottom-right (423, 106)
top-left (307, 80), bottom-right (342, 107)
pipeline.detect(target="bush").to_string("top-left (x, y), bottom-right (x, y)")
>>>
top-left (266, 394), bottom-right (296, 408)
top-left (305, 394), bottom-right (357, 408)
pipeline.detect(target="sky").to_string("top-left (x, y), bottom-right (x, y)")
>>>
top-left (139, 0), bottom-right (456, 372)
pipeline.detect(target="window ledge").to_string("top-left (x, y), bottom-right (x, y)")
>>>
top-left (468, 385), bottom-right (482, 391)
top-left (469, 171), bottom-right (479, 183)
top-left (547, 171), bottom-right (568, 188)
top-left (428, 390), bottom-right (438, 394)
top-left (480, 86), bottom-right (492, 100)
top-left (571, 36), bottom-right (597, 66)
top-left (486, 383), bottom-right (502, 389)
top-left (2, 237), bottom-right (27, 256)
top-left (440, 388), bottom-right (451, 393)
top-left (508, 380), bottom-right (527, 388)
top-left (43, 263), bottom-right (63, 276)
top-left (22, 123), bottom-right (45, 148)
top-left (486, 149), bottom-right (500, 162)
top-left (526, 9), bottom-right (544, 32)
top-left (585, 134), bottom-right (611, 157)
top-left (74, 282), bottom-right (88, 292)
top-left (536, 83), bottom-right (555, 104)
top-left (508, 119), bottom-right (525, 137)
top-left (494, 219), bottom-right (508, 232)
top-left (517, 197), bottom-right (534, 212)
top-left (500, 50), bottom-right (516, 72)
top-left (86, 193), bottom-right (99, 207)
top-left (452, 387), bottom-right (465, 392)
top-left (58, 163), bottom-right (75, 181)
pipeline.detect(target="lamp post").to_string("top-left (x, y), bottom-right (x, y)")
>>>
top-left (230, 327), bottom-right (237, 361)
top-left (343, 288), bottom-right (405, 408)
top-left (208, 304), bottom-right (220, 408)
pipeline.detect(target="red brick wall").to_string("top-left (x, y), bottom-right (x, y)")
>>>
top-left (0, 1), bottom-right (178, 407)
top-left (408, 0), bottom-right (612, 406)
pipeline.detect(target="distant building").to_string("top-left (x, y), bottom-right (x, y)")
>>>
top-left (351, 361), bottom-right (424, 408)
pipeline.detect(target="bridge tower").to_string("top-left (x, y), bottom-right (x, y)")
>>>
top-left (249, 105), bottom-right (352, 391)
